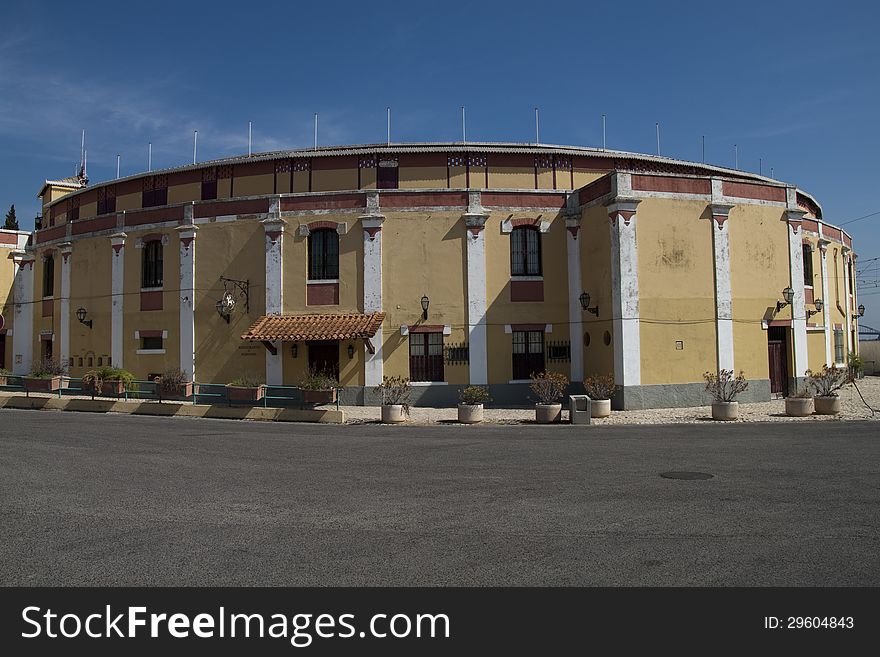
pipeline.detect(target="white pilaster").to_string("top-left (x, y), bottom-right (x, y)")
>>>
top-left (9, 251), bottom-right (34, 375)
top-left (708, 204), bottom-right (735, 372)
top-left (263, 205), bottom-right (285, 385)
top-left (785, 210), bottom-right (808, 379)
top-left (565, 212), bottom-right (583, 382)
top-left (58, 242), bottom-right (73, 368)
top-left (464, 191), bottom-right (489, 385)
top-left (110, 233), bottom-right (126, 368)
top-left (606, 198), bottom-right (641, 387)
top-left (362, 192), bottom-right (386, 387)
top-left (842, 247), bottom-right (853, 355)
top-left (818, 237), bottom-right (832, 365)
top-left (177, 218), bottom-right (198, 381)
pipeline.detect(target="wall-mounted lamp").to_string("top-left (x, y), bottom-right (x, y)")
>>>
top-left (853, 304), bottom-right (865, 321)
top-left (775, 286), bottom-right (795, 314)
top-left (579, 291), bottom-right (599, 317)
top-left (291, 343), bottom-right (298, 358)
top-left (420, 294), bottom-right (430, 321)
top-left (806, 298), bottom-right (823, 319)
top-left (75, 307), bottom-right (93, 329)
top-left (347, 344), bottom-right (355, 359)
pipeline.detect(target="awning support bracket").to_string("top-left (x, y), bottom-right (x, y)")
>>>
top-left (260, 340), bottom-right (278, 356)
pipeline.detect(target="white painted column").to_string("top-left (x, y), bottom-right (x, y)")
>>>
top-left (362, 196), bottom-right (386, 387)
top-left (785, 210), bottom-right (808, 379)
top-left (818, 238), bottom-right (832, 365)
top-left (709, 204), bottom-right (735, 372)
top-left (177, 218), bottom-right (198, 381)
top-left (842, 247), bottom-right (853, 355)
top-left (606, 198), bottom-right (641, 387)
top-left (565, 213), bottom-right (584, 382)
top-left (263, 209), bottom-right (285, 385)
top-left (9, 251), bottom-right (34, 375)
top-left (58, 242), bottom-right (73, 368)
top-left (464, 191), bottom-right (489, 385)
top-left (109, 233), bottom-right (126, 368)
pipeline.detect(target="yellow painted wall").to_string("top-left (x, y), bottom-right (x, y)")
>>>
top-left (116, 192), bottom-right (141, 212)
top-left (193, 219), bottom-right (267, 384)
top-left (580, 204), bottom-right (614, 379)
top-left (806, 332), bottom-right (826, 374)
top-left (448, 166), bottom-right (466, 188)
top-left (536, 169), bottom-right (554, 190)
top-left (636, 199), bottom-right (716, 384)
top-left (234, 174), bottom-right (273, 197)
top-left (80, 201), bottom-right (97, 220)
top-left (572, 170), bottom-right (606, 189)
top-left (728, 205), bottom-right (790, 380)
top-left (275, 172), bottom-right (291, 195)
top-left (0, 242), bottom-right (19, 369)
top-left (488, 167), bottom-right (534, 189)
top-left (67, 237), bottom-right (113, 376)
top-left (217, 178), bottom-right (232, 199)
top-left (312, 169), bottom-right (357, 192)
top-left (168, 182), bottom-right (201, 205)
top-left (399, 166), bottom-right (447, 189)
top-left (293, 171), bottom-right (310, 193)
top-left (359, 168), bottom-right (376, 190)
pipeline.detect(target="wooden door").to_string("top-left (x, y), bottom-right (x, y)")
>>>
top-left (767, 327), bottom-right (788, 396)
top-left (307, 341), bottom-right (339, 381)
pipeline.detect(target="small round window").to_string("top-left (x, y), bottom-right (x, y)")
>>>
top-left (603, 330), bottom-right (612, 346)
top-left (583, 332), bottom-right (591, 347)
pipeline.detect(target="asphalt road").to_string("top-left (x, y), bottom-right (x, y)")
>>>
top-left (1, 409), bottom-right (878, 586)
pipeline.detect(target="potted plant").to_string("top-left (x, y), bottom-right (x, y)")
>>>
top-left (82, 366), bottom-right (136, 397)
top-left (784, 387), bottom-right (814, 417)
top-left (299, 368), bottom-right (339, 404)
top-left (583, 373), bottom-right (615, 418)
top-left (847, 352), bottom-right (864, 380)
top-left (703, 369), bottom-right (748, 421)
top-left (226, 374), bottom-right (265, 403)
top-left (23, 358), bottom-right (66, 393)
top-left (0, 368), bottom-right (10, 386)
top-left (155, 367), bottom-right (193, 401)
top-left (376, 376), bottom-right (411, 424)
top-left (530, 371), bottom-right (569, 424)
top-left (806, 364), bottom-right (852, 415)
top-left (458, 385), bottom-right (490, 424)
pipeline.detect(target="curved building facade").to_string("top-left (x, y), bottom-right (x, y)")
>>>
top-left (5, 142), bottom-right (861, 407)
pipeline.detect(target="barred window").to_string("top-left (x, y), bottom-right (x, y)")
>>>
top-left (142, 240), bottom-right (164, 288)
top-left (512, 330), bottom-right (545, 379)
top-left (409, 332), bottom-right (444, 382)
top-left (308, 229), bottom-right (339, 280)
top-left (834, 329), bottom-right (844, 364)
top-left (802, 244), bottom-right (813, 286)
top-left (42, 254), bottom-right (54, 297)
top-left (511, 226), bottom-right (541, 276)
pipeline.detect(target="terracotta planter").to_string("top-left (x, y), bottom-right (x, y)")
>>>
top-left (814, 396), bottom-right (841, 415)
top-left (458, 403), bottom-right (484, 424)
top-left (711, 401), bottom-right (739, 421)
top-left (535, 403), bottom-right (562, 424)
top-left (23, 376), bottom-right (61, 393)
top-left (302, 388), bottom-right (337, 405)
top-left (381, 404), bottom-right (407, 424)
top-left (590, 398), bottom-right (611, 418)
top-left (160, 382), bottom-right (193, 400)
top-left (785, 397), bottom-right (813, 417)
top-left (0, 375), bottom-right (7, 386)
top-left (99, 380), bottom-right (126, 396)
top-left (226, 385), bottom-right (265, 403)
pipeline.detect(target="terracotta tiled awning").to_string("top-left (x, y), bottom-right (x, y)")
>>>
top-left (241, 312), bottom-right (386, 342)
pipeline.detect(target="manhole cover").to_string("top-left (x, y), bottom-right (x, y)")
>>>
top-left (660, 471), bottom-right (714, 480)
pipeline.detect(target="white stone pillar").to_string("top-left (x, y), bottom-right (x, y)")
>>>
top-left (58, 242), bottom-right (73, 368)
top-left (362, 192), bottom-right (386, 387)
top-left (818, 237), bottom-right (832, 365)
top-left (708, 204), bottom-right (735, 372)
top-left (464, 191), bottom-right (489, 385)
top-left (177, 218), bottom-right (198, 381)
top-left (109, 233), bottom-right (126, 368)
top-left (263, 207), bottom-right (285, 386)
top-left (565, 212), bottom-right (583, 382)
top-left (606, 198), bottom-right (641, 387)
top-left (9, 251), bottom-right (34, 375)
top-left (842, 247), bottom-right (853, 355)
top-left (785, 210), bottom-right (808, 380)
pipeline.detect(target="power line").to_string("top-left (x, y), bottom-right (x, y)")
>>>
top-left (839, 210), bottom-right (880, 226)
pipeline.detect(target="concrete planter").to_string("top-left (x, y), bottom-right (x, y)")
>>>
top-left (226, 385), bottom-right (265, 403)
top-left (457, 403), bottom-right (484, 424)
top-left (381, 404), bottom-right (407, 424)
top-left (590, 398), bottom-right (611, 418)
top-left (814, 396), bottom-right (841, 415)
top-left (535, 403), bottom-right (562, 424)
top-left (302, 388), bottom-right (337, 405)
top-left (784, 397), bottom-right (813, 417)
top-left (0, 375), bottom-right (7, 386)
top-left (23, 376), bottom-right (61, 393)
top-left (711, 401), bottom-right (739, 421)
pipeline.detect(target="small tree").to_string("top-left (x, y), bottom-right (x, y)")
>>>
top-left (703, 369), bottom-right (749, 403)
top-left (806, 365), bottom-right (853, 398)
top-left (3, 204), bottom-right (19, 230)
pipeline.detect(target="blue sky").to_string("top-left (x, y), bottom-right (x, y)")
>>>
top-left (1, 0), bottom-right (879, 325)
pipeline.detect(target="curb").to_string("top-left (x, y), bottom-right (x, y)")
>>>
top-left (0, 395), bottom-right (345, 424)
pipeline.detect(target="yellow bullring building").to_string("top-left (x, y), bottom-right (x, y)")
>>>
top-left (5, 142), bottom-right (861, 407)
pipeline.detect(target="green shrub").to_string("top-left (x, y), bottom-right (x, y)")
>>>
top-left (228, 374), bottom-right (264, 388)
top-left (299, 368), bottom-right (339, 390)
top-left (459, 385), bottom-right (490, 405)
top-left (82, 366), bottom-right (136, 389)
top-left (28, 358), bottom-right (67, 378)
